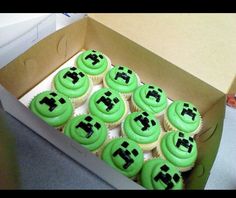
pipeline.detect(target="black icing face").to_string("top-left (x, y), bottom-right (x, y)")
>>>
top-left (114, 66), bottom-right (134, 84)
top-left (175, 132), bottom-right (194, 153)
top-left (39, 92), bottom-right (66, 112)
top-left (133, 112), bottom-right (156, 131)
top-left (63, 67), bottom-right (85, 84)
top-left (112, 140), bottom-right (140, 170)
top-left (96, 90), bottom-right (120, 112)
top-left (75, 115), bottom-right (101, 138)
top-left (145, 85), bottom-right (163, 103)
top-left (83, 50), bottom-right (105, 66)
top-left (180, 102), bottom-right (198, 122)
top-left (153, 164), bottom-right (181, 190)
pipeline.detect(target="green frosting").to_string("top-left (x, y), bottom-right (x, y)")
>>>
top-left (122, 111), bottom-right (161, 144)
top-left (76, 49), bottom-right (109, 76)
top-left (140, 158), bottom-right (183, 190)
top-left (160, 131), bottom-right (197, 169)
top-left (64, 114), bottom-right (107, 151)
top-left (29, 91), bottom-right (73, 127)
top-left (167, 100), bottom-right (201, 134)
top-left (132, 84), bottom-right (168, 115)
top-left (102, 138), bottom-right (144, 178)
top-left (88, 88), bottom-right (126, 124)
top-left (104, 65), bottom-right (139, 94)
top-left (53, 67), bottom-right (91, 98)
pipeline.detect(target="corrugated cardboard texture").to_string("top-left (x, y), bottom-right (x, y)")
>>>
top-left (85, 17), bottom-right (224, 115)
top-left (89, 14), bottom-right (236, 95)
top-left (0, 18), bottom-right (87, 98)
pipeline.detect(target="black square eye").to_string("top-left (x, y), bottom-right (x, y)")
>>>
top-left (173, 174), bottom-right (180, 183)
top-left (94, 122), bottom-right (101, 129)
top-left (92, 50), bottom-right (96, 52)
top-left (99, 55), bottom-right (103, 59)
top-left (121, 141), bottom-right (129, 148)
top-left (158, 88), bottom-right (163, 93)
top-left (50, 92), bottom-right (57, 97)
top-left (179, 132), bottom-right (184, 137)
top-left (142, 112), bottom-right (148, 116)
top-left (148, 86), bottom-right (154, 89)
top-left (105, 91), bottom-right (112, 96)
top-left (184, 103), bottom-right (189, 107)
top-left (79, 72), bottom-right (85, 77)
top-left (132, 149), bottom-right (138, 157)
top-left (118, 66), bottom-right (124, 70)
top-left (128, 70), bottom-right (132, 74)
top-left (59, 98), bottom-right (65, 104)
top-left (193, 107), bottom-right (197, 111)
top-left (151, 120), bottom-right (156, 126)
top-left (189, 137), bottom-right (194, 142)
top-left (70, 67), bottom-right (76, 71)
top-left (160, 164), bottom-right (169, 172)
top-left (113, 97), bottom-right (119, 103)
top-left (85, 116), bottom-right (92, 122)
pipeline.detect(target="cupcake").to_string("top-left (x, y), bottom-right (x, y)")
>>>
top-left (29, 91), bottom-right (73, 130)
top-left (131, 84), bottom-right (168, 118)
top-left (101, 137), bottom-right (144, 179)
top-left (63, 114), bottom-right (108, 154)
top-left (139, 158), bottom-right (184, 190)
top-left (103, 65), bottom-right (140, 99)
top-left (163, 100), bottom-right (202, 136)
top-left (88, 88), bottom-right (128, 129)
top-left (153, 131), bottom-right (198, 172)
top-left (76, 49), bottom-right (111, 84)
top-left (121, 111), bottom-right (162, 151)
top-left (52, 67), bottom-right (93, 108)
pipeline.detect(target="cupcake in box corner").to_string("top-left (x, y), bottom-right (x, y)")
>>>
top-left (121, 111), bottom-right (162, 152)
top-left (153, 131), bottom-right (198, 172)
top-left (63, 114), bottom-right (108, 154)
top-left (163, 100), bottom-right (202, 136)
top-left (52, 67), bottom-right (93, 108)
top-left (101, 137), bottom-right (144, 179)
top-left (103, 65), bottom-right (140, 99)
top-left (131, 84), bottom-right (168, 118)
top-left (88, 88), bottom-right (128, 129)
top-left (29, 90), bottom-right (73, 130)
top-left (76, 49), bottom-right (111, 84)
top-left (139, 158), bottom-right (184, 190)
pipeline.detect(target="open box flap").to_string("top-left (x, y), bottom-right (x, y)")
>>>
top-left (88, 14), bottom-right (236, 95)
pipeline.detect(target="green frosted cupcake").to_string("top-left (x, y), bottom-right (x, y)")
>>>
top-left (163, 100), bottom-right (202, 136)
top-left (64, 114), bottom-right (108, 154)
top-left (101, 137), bottom-right (144, 179)
top-left (139, 158), bottom-right (183, 190)
top-left (52, 67), bottom-right (93, 108)
top-left (29, 91), bottom-right (73, 129)
top-left (103, 65), bottom-right (140, 99)
top-left (76, 49), bottom-right (111, 84)
top-left (154, 131), bottom-right (198, 172)
top-left (121, 111), bottom-right (162, 151)
top-left (88, 88), bottom-right (128, 129)
top-left (131, 84), bottom-right (168, 117)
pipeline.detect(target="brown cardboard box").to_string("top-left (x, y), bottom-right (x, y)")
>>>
top-left (0, 14), bottom-right (235, 189)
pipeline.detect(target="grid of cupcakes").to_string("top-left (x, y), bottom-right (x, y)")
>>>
top-left (26, 49), bottom-right (203, 190)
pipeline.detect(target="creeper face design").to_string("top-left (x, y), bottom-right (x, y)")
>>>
top-left (112, 140), bottom-right (139, 169)
top-left (75, 115), bottom-right (101, 138)
top-left (145, 86), bottom-right (163, 103)
top-left (83, 50), bottom-right (105, 66)
top-left (180, 103), bottom-right (198, 121)
top-left (133, 111), bottom-right (156, 131)
top-left (153, 164), bottom-right (181, 190)
top-left (114, 66), bottom-right (133, 84)
top-left (96, 91), bottom-right (120, 112)
top-left (39, 92), bottom-right (66, 112)
top-left (175, 132), bottom-right (194, 153)
top-left (63, 67), bottom-right (85, 84)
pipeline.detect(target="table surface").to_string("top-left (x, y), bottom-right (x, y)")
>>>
top-left (3, 105), bottom-right (236, 189)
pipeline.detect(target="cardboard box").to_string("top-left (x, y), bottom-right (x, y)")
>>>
top-left (0, 14), bottom-right (235, 189)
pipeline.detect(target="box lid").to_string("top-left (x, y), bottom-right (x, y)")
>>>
top-left (89, 14), bottom-right (236, 94)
